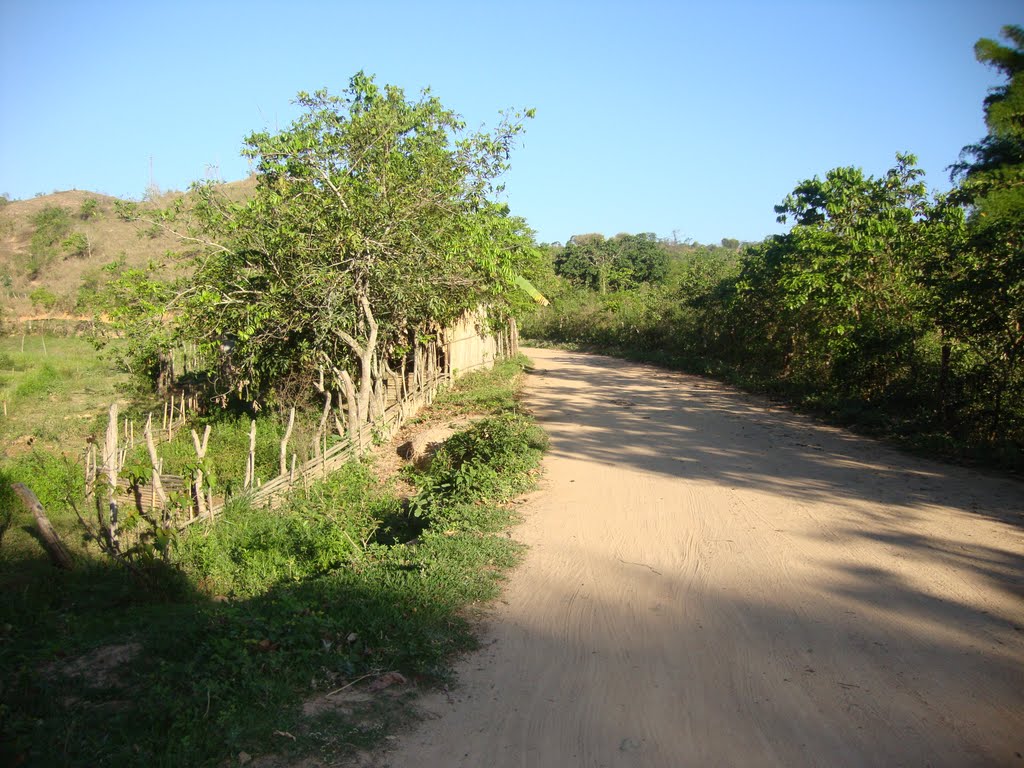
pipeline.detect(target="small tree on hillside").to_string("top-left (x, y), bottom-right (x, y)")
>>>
top-left (27, 205), bottom-right (73, 277)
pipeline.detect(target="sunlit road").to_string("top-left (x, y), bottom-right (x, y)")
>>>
top-left (378, 347), bottom-right (1024, 767)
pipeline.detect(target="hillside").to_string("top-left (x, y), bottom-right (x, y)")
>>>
top-left (0, 178), bottom-right (257, 328)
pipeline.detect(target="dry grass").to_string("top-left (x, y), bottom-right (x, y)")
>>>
top-left (0, 178), bottom-right (256, 321)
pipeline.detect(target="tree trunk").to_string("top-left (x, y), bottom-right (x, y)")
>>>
top-left (938, 341), bottom-right (951, 426)
top-left (155, 351), bottom-right (175, 396)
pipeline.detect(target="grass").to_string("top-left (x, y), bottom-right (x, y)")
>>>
top-left (0, 335), bottom-right (127, 457)
top-left (0, 353), bottom-right (543, 767)
top-left (0, 335), bottom-right (332, 567)
top-left (0, 335), bottom-right (131, 567)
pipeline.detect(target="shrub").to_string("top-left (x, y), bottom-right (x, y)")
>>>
top-left (27, 205), bottom-right (73, 276)
top-left (28, 287), bottom-right (58, 311)
top-left (62, 232), bottom-right (90, 258)
top-left (79, 198), bottom-right (99, 220)
top-left (410, 413), bottom-right (547, 515)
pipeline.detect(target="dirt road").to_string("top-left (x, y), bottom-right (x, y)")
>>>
top-left (380, 347), bottom-right (1024, 767)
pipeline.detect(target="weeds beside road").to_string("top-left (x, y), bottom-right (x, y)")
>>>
top-left (0, 355), bottom-right (545, 767)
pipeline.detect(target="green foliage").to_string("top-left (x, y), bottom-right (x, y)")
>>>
top-left (75, 267), bottom-right (106, 312)
top-left (142, 414), bottom-right (285, 495)
top-left (3, 450), bottom-right (84, 521)
top-left (94, 257), bottom-right (181, 385)
top-left (554, 232), bottom-right (669, 293)
top-left (409, 414), bottom-right (547, 516)
top-left (742, 154), bottom-right (938, 399)
top-left (26, 205), bottom-right (73, 277)
top-left (78, 197), bottom-right (99, 220)
top-left (942, 25), bottom-right (1024, 440)
top-left (526, 145), bottom-right (1022, 466)
top-left (121, 73), bottom-right (538, 407)
top-left (175, 462), bottom-right (395, 597)
top-left (28, 286), bottom-right (58, 311)
top-left (61, 231), bottom-right (89, 258)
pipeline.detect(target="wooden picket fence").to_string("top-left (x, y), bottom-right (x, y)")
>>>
top-left (80, 312), bottom-right (518, 549)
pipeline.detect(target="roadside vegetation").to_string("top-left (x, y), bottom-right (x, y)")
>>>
top-left (524, 26), bottom-right (1024, 472)
top-left (0, 355), bottom-right (544, 767)
top-left (1, 70), bottom-right (548, 766)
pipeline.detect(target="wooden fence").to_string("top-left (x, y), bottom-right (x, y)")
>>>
top-left (84, 310), bottom-right (518, 549)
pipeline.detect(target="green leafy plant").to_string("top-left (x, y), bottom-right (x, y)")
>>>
top-left (78, 197), bottom-right (99, 220)
top-left (26, 205), bottom-right (72, 277)
top-left (61, 231), bottom-right (90, 258)
top-left (409, 413), bottom-right (546, 517)
top-left (28, 287), bottom-right (58, 311)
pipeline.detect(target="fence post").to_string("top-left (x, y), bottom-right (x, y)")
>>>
top-left (280, 407), bottom-right (295, 476)
top-left (191, 425), bottom-right (211, 519)
top-left (244, 419), bottom-right (256, 490)
top-left (102, 404), bottom-right (120, 552)
top-left (144, 414), bottom-right (168, 514)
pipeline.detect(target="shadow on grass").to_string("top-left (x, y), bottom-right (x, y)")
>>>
top-left (0, 507), bottom-right (520, 767)
top-left (1, 353), bottom-right (538, 766)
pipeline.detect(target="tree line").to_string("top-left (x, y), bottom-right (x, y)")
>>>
top-left (525, 26), bottom-right (1023, 468)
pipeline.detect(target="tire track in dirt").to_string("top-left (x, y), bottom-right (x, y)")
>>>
top-left (375, 347), bottom-right (1024, 767)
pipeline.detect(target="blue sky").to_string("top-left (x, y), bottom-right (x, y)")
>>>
top-left (1, 1), bottom-right (1020, 245)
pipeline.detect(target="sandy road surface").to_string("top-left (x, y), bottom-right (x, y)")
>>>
top-left (379, 347), bottom-right (1024, 767)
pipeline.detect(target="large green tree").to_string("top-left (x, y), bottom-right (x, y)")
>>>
top-left (554, 232), bottom-right (669, 293)
top-left (749, 154), bottom-right (937, 398)
top-left (125, 73), bottom-right (537, 435)
top-left (944, 25), bottom-right (1024, 437)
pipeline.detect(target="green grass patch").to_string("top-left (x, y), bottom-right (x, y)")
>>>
top-left (428, 354), bottom-right (531, 417)
top-left (0, 335), bottom-right (130, 457)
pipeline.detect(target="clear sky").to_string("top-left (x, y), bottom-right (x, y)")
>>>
top-left (1, 1), bottom-right (1020, 245)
